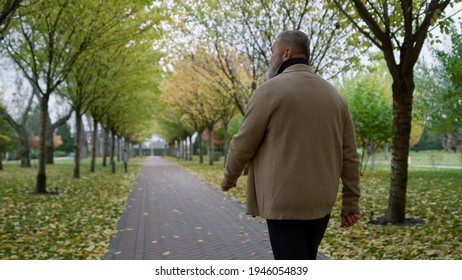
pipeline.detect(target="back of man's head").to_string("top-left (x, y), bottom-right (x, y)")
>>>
top-left (276, 30), bottom-right (310, 60)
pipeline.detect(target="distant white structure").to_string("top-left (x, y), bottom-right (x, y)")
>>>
top-left (136, 135), bottom-right (167, 156)
top-left (142, 135), bottom-right (166, 148)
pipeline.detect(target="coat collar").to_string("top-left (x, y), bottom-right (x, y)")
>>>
top-left (281, 63), bottom-right (314, 74)
top-left (277, 58), bottom-right (309, 75)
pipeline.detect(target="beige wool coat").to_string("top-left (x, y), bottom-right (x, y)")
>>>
top-left (222, 64), bottom-right (361, 220)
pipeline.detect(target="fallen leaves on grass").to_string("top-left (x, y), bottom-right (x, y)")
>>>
top-left (0, 158), bottom-right (143, 260)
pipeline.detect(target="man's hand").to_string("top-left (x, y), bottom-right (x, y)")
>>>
top-left (221, 176), bottom-right (235, 192)
top-left (221, 185), bottom-right (234, 192)
top-left (340, 212), bottom-right (361, 227)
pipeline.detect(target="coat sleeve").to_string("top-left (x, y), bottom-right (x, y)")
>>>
top-left (340, 109), bottom-right (361, 214)
top-left (221, 87), bottom-right (271, 188)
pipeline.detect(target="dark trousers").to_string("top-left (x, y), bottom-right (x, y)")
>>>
top-left (266, 215), bottom-right (330, 260)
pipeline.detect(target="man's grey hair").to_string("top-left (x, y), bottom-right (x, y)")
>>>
top-left (276, 30), bottom-right (310, 60)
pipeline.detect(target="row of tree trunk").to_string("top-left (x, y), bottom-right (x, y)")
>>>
top-left (75, 119), bottom-right (131, 179)
top-left (1, 98), bottom-right (129, 180)
top-left (169, 128), bottom-right (227, 166)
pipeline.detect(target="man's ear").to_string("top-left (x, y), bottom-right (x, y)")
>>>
top-left (282, 47), bottom-right (292, 61)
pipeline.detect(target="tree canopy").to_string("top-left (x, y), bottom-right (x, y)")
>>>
top-left (0, 0), bottom-right (167, 192)
top-left (415, 23), bottom-right (462, 134)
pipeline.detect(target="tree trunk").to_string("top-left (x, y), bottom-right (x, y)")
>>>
top-left (182, 138), bottom-right (185, 159)
top-left (180, 139), bottom-right (183, 159)
top-left (387, 77), bottom-right (414, 224)
top-left (175, 140), bottom-right (179, 161)
top-left (181, 138), bottom-right (188, 160)
top-left (110, 129), bottom-right (116, 173)
top-left (73, 111), bottom-right (82, 179)
top-left (117, 136), bottom-right (121, 162)
top-left (183, 139), bottom-right (187, 160)
top-left (97, 127), bottom-right (102, 157)
top-left (102, 127), bottom-right (108, 167)
top-left (199, 131), bottom-right (204, 164)
top-left (123, 138), bottom-right (129, 173)
top-left (370, 148), bottom-right (376, 172)
top-left (223, 121), bottom-right (229, 163)
top-left (384, 143), bottom-right (389, 161)
top-left (90, 119), bottom-right (97, 173)
top-left (0, 149), bottom-right (3, 171)
top-left (189, 135), bottom-right (193, 161)
top-left (36, 95), bottom-right (50, 193)
top-left (19, 127), bottom-right (31, 168)
top-left (0, 110), bottom-right (31, 168)
top-left (45, 112), bottom-right (54, 164)
top-left (79, 121), bottom-right (88, 158)
top-left (208, 127), bottom-right (214, 166)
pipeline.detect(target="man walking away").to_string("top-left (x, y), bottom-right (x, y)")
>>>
top-left (221, 30), bottom-right (361, 260)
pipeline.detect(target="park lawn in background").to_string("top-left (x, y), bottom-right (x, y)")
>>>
top-left (168, 156), bottom-right (462, 260)
top-left (370, 150), bottom-right (462, 167)
top-left (0, 158), bottom-right (143, 260)
top-left (407, 150), bottom-right (462, 167)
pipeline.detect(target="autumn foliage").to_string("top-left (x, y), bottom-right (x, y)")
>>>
top-left (28, 136), bottom-right (63, 151)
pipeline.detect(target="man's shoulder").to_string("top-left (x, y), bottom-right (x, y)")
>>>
top-left (255, 73), bottom-right (289, 92)
top-left (252, 78), bottom-right (279, 97)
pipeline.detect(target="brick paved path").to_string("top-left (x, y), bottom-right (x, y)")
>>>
top-left (105, 156), bottom-right (273, 260)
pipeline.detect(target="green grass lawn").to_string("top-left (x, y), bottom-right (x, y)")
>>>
top-left (168, 155), bottom-right (462, 260)
top-left (0, 158), bottom-right (143, 260)
top-left (370, 150), bottom-right (462, 167)
top-left (409, 150), bottom-right (462, 166)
